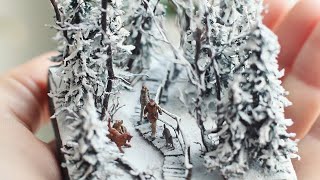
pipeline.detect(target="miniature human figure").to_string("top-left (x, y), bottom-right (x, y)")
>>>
top-left (112, 120), bottom-right (127, 134)
top-left (107, 119), bottom-right (133, 153)
top-left (140, 85), bottom-right (150, 123)
top-left (162, 124), bottom-right (175, 149)
top-left (144, 99), bottom-right (162, 140)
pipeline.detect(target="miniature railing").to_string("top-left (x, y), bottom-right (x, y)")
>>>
top-left (154, 73), bottom-right (168, 104)
top-left (154, 73), bottom-right (193, 173)
top-left (160, 108), bottom-right (193, 171)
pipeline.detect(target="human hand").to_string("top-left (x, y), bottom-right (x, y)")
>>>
top-left (0, 1), bottom-right (319, 179)
top-left (264, 0), bottom-right (320, 179)
top-left (0, 53), bottom-right (61, 180)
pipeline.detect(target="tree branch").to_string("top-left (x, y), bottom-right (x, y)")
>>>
top-left (213, 57), bottom-right (221, 101)
top-left (101, 0), bottom-right (107, 34)
top-left (194, 28), bottom-right (202, 79)
top-left (49, 0), bottom-right (70, 43)
top-left (153, 0), bottom-right (161, 13)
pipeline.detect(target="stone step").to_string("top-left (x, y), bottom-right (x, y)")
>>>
top-left (163, 168), bottom-right (186, 175)
top-left (164, 156), bottom-right (185, 167)
top-left (131, 78), bottom-right (189, 180)
top-left (163, 170), bottom-right (187, 179)
top-left (163, 162), bottom-right (185, 170)
top-left (135, 123), bottom-right (152, 134)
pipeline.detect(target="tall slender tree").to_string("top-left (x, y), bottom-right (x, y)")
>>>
top-left (122, 0), bottom-right (166, 72)
top-left (204, 24), bottom-right (298, 178)
top-left (172, 0), bottom-right (264, 151)
top-left (62, 94), bottom-right (123, 179)
top-left (49, 0), bottom-right (133, 179)
top-left (49, 0), bottom-right (132, 118)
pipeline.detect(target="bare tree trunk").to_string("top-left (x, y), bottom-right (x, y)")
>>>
top-left (101, 0), bottom-right (115, 120)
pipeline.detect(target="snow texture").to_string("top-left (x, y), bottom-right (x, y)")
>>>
top-left (170, 0), bottom-right (298, 178)
top-left (61, 94), bottom-right (123, 180)
top-left (130, 75), bottom-right (192, 180)
top-left (172, 0), bottom-right (265, 152)
top-left (49, 0), bottom-right (132, 117)
top-left (122, 0), bottom-right (166, 73)
top-left (47, 0), bottom-right (298, 179)
top-left (48, 0), bottom-right (138, 179)
top-left (204, 24), bottom-right (298, 178)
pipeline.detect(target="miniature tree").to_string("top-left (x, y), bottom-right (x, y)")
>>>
top-left (123, 0), bottom-right (165, 72)
top-left (62, 94), bottom-right (123, 179)
top-left (48, 0), bottom-right (134, 179)
top-left (49, 0), bottom-right (132, 118)
top-left (172, 0), bottom-right (264, 151)
top-left (204, 24), bottom-right (298, 178)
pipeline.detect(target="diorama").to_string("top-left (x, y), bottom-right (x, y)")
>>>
top-left (47, 0), bottom-right (299, 179)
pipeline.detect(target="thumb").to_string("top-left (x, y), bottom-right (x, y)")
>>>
top-left (0, 52), bottom-right (57, 133)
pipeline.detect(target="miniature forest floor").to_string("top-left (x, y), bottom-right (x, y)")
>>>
top-left (115, 59), bottom-right (223, 180)
top-left (50, 60), bottom-right (296, 180)
top-left (117, 86), bottom-right (163, 179)
top-left (115, 60), bottom-right (296, 180)
top-left (132, 79), bottom-right (190, 180)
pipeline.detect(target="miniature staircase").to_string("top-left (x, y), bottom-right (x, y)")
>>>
top-left (130, 79), bottom-right (190, 180)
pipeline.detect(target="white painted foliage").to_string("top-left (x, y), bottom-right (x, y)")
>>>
top-left (62, 94), bottom-right (122, 180)
top-left (174, 0), bottom-right (264, 152)
top-left (51, 0), bottom-right (131, 115)
top-left (49, 0), bottom-right (131, 179)
top-left (48, 0), bottom-right (299, 179)
top-left (172, 0), bottom-right (298, 178)
top-left (123, 0), bottom-right (166, 72)
top-left (204, 24), bottom-right (298, 178)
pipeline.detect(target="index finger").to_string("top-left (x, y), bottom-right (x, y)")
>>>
top-left (263, 0), bottom-right (294, 29)
top-left (0, 52), bottom-right (57, 133)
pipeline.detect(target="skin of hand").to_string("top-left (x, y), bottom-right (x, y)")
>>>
top-left (0, 0), bottom-right (320, 179)
top-left (264, 0), bottom-right (320, 179)
top-left (0, 52), bottom-right (61, 180)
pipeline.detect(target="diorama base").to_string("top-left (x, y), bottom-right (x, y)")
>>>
top-left (48, 57), bottom-right (297, 180)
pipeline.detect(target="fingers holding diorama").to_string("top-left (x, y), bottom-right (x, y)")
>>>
top-left (275, 0), bottom-right (320, 71)
top-left (0, 52), bottom-right (57, 133)
top-left (284, 22), bottom-right (320, 140)
top-left (262, 0), bottom-right (293, 29)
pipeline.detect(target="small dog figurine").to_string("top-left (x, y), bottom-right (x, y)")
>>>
top-left (162, 124), bottom-right (174, 149)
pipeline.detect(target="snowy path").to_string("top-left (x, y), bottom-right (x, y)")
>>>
top-left (118, 84), bottom-right (163, 179)
top-left (127, 77), bottom-right (192, 180)
top-left (123, 57), bottom-right (220, 180)
top-left (131, 105), bottom-right (190, 180)
top-left (162, 84), bottom-right (223, 180)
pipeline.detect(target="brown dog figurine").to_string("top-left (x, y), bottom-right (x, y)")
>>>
top-left (107, 119), bottom-right (132, 153)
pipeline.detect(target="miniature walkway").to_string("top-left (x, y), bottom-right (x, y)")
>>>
top-left (130, 78), bottom-right (192, 180)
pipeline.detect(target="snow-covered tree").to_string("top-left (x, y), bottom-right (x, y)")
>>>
top-left (48, 0), bottom-right (133, 179)
top-left (122, 0), bottom-right (166, 72)
top-left (62, 94), bottom-right (123, 180)
top-left (49, 0), bottom-right (133, 118)
top-left (173, 0), bottom-right (264, 151)
top-left (204, 24), bottom-right (298, 178)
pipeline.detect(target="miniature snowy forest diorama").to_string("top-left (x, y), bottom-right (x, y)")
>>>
top-left (47, 0), bottom-right (299, 179)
